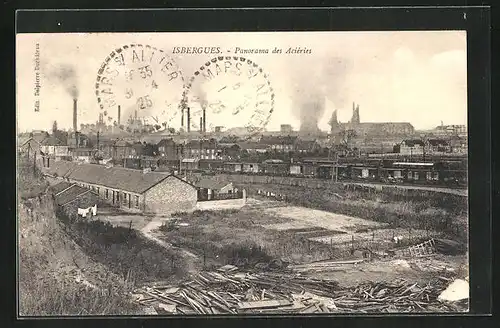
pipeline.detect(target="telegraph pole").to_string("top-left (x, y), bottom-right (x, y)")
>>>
top-left (33, 150), bottom-right (37, 177)
top-left (335, 152), bottom-right (339, 183)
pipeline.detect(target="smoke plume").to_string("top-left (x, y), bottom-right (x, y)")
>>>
top-left (46, 63), bottom-right (79, 99)
top-left (289, 56), bottom-right (350, 131)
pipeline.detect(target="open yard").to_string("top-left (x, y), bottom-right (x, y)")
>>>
top-left (262, 206), bottom-right (386, 232)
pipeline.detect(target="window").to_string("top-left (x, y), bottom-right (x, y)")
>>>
top-left (105, 189), bottom-right (109, 199)
top-left (116, 192), bottom-right (120, 202)
top-left (414, 172), bottom-right (419, 180)
top-left (408, 171), bottom-right (412, 179)
top-left (135, 195), bottom-right (139, 208)
top-left (426, 172), bottom-right (432, 180)
top-left (96, 187), bottom-right (100, 194)
top-left (123, 192), bottom-right (127, 205)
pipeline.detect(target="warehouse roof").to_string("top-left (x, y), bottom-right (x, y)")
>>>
top-left (43, 161), bottom-right (186, 194)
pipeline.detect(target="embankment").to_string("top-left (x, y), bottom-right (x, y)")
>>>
top-left (18, 157), bottom-right (187, 315)
top-left (19, 185), bottom-right (140, 315)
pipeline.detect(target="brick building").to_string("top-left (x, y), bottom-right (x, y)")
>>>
top-left (185, 139), bottom-right (218, 160)
top-left (42, 161), bottom-right (198, 215)
top-left (40, 136), bottom-right (70, 159)
top-left (399, 139), bottom-right (425, 156)
top-left (112, 139), bottom-right (136, 161)
top-left (157, 138), bottom-right (179, 159)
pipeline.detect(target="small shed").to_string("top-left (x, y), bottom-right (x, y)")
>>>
top-left (53, 182), bottom-right (100, 219)
top-left (196, 178), bottom-right (235, 200)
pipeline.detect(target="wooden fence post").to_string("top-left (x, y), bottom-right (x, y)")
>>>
top-left (203, 247), bottom-right (206, 268)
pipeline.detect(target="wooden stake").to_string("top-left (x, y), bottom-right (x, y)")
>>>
top-left (203, 247), bottom-right (206, 268)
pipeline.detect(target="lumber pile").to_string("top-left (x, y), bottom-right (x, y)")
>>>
top-left (132, 268), bottom-right (467, 314)
top-left (290, 259), bottom-right (365, 273)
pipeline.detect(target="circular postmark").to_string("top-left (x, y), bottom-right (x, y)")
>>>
top-left (95, 44), bottom-right (185, 131)
top-left (179, 56), bottom-right (274, 137)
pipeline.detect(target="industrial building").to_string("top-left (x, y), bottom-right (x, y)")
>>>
top-left (329, 103), bottom-right (415, 137)
top-left (42, 161), bottom-right (198, 215)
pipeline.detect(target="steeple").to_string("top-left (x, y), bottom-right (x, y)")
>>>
top-left (329, 109), bottom-right (340, 134)
top-left (351, 102), bottom-right (360, 124)
top-left (329, 109), bottom-right (338, 126)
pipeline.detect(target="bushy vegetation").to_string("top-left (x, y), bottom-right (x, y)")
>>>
top-left (19, 274), bottom-right (139, 316)
top-left (17, 155), bottom-right (48, 199)
top-left (57, 208), bottom-right (188, 284)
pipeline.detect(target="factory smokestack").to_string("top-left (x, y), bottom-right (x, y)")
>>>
top-left (181, 108), bottom-right (184, 129)
top-left (118, 105), bottom-right (121, 125)
top-left (199, 117), bottom-right (203, 133)
top-left (73, 98), bottom-right (78, 132)
top-left (187, 107), bottom-right (191, 132)
top-left (202, 107), bottom-right (206, 133)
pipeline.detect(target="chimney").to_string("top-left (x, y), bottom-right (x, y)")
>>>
top-left (75, 131), bottom-right (80, 148)
top-left (187, 107), bottom-right (191, 132)
top-left (73, 99), bottom-right (78, 132)
top-left (181, 107), bottom-right (184, 128)
top-left (199, 117), bottom-right (203, 133)
top-left (118, 105), bottom-right (121, 125)
top-left (202, 107), bottom-right (206, 133)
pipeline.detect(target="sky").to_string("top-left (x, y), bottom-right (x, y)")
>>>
top-left (16, 31), bottom-right (467, 133)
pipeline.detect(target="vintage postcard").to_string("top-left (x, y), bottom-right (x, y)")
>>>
top-left (17, 30), bottom-right (469, 316)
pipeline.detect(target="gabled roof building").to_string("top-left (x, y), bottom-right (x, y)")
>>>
top-left (43, 161), bottom-right (198, 215)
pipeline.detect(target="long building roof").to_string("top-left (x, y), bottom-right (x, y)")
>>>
top-left (43, 161), bottom-right (184, 194)
top-left (54, 185), bottom-right (93, 206)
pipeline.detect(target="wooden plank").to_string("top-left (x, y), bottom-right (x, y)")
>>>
top-left (158, 303), bottom-right (177, 313)
top-left (237, 299), bottom-right (292, 310)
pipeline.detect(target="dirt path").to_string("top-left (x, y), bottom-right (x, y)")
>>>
top-left (140, 218), bottom-right (201, 273)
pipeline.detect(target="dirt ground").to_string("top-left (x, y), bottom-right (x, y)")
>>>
top-left (303, 254), bottom-right (468, 288)
top-left (262, 206), bottom-right (386, 232)
top-left (98, 214), bottom-right (153, 230)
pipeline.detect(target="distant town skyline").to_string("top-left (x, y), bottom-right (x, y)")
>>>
top-left (17, 31), bottom-right (467, 133)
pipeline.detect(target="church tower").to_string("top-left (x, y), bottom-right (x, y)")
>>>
top-left (351, 102), bottom-right (360, 125)
top-left (329, 109), bottom-right (340, 134)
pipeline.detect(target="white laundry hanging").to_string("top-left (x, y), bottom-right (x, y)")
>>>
top-left (78, 207), bottom-right (90, 218)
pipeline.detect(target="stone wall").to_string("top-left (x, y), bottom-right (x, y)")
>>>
top-left (144, 176), bottom-right (197, 214)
